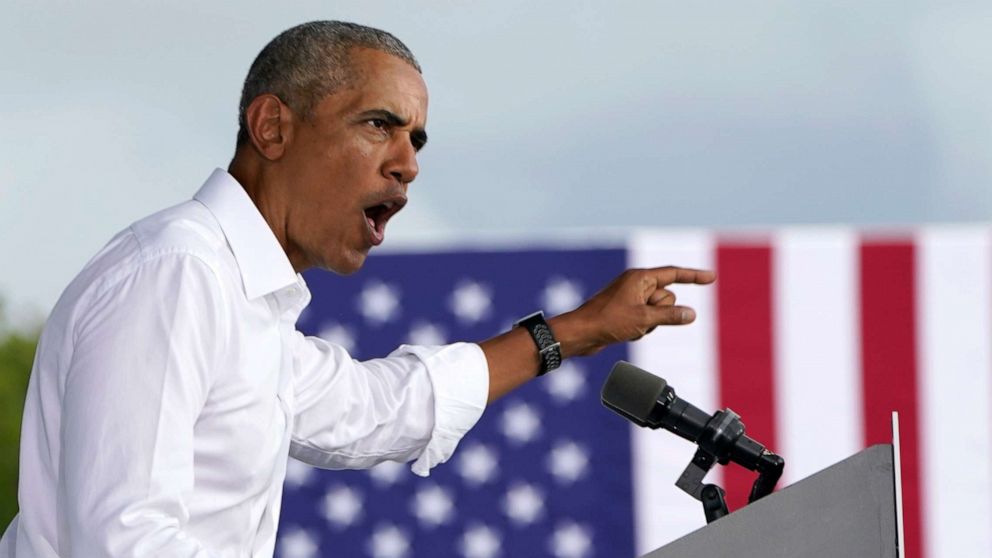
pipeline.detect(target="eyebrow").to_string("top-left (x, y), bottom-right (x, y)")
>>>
top-left (358, 109), bottom-right (428, 151)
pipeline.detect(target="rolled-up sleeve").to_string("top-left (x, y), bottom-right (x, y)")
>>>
top-left (288, 337), bottom-right (489, 476)
top-left (61, 253), bottom-right (227, 557)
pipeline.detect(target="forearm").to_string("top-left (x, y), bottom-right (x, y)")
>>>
top-left (480, 311), bottom-right (597, 402)
top-left (291, 338), bottom-right (487, 475)
top-left (480, 266), bottom-right (715, 402)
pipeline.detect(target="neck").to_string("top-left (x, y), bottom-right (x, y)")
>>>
top-left (228, 151), bottom-right (310, 273)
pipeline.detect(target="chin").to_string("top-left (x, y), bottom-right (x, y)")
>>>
top-left (321, 251), bottom-right (368, 276)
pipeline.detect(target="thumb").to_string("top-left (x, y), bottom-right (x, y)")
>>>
top-left (648, 304), bottom-right (697, 326)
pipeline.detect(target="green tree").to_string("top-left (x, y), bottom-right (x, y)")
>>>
top-left (0, 303), bottom-right (39, 530)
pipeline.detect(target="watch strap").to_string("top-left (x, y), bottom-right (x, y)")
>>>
top-left (514, 311), bottom-right (562, 376)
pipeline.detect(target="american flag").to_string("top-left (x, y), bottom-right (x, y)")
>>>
top-left (276, 226), bottom-right (992, 558)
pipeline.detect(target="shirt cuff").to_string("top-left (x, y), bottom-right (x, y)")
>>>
top-left (391, 343), bottom-right (489, 476)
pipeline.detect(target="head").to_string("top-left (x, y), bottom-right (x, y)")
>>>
top-left (231, 21), bottom-right (428, 275)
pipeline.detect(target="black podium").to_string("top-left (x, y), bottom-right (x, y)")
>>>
top-left (640, 443), bottom-right (905, 557)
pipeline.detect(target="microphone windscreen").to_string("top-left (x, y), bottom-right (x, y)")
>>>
top-left (601, 361), bottom-right (667, 426)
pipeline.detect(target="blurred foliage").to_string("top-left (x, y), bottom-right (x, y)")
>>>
top-left (0, 301), bottom-right (39, 531)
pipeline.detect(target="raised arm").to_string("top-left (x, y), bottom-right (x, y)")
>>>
top-left (481, 266), bottom-right (716, 401)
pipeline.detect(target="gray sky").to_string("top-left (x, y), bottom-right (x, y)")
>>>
top-left (2, 1), bottom-right (991, 317)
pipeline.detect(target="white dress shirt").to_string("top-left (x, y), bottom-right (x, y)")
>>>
top-left (0, 169), bottom-right (489, 557)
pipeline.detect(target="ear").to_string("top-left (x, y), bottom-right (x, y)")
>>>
top-left (244, 94), bottom-right (293, 160)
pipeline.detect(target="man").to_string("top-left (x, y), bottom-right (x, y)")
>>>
top-left (1, 21), bottom-right (714, 557)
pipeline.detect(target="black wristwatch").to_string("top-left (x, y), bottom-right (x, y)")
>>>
top-left (514, 311), bottom-right (562, 376)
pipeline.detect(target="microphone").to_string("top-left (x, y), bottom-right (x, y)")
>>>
top-left (601, 360), bottom-right (711, 441)
top-left (601, 361), bottom-right (783, 512)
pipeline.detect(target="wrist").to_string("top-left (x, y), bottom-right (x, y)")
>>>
top-left (548, 311), bottom-right (601, 358)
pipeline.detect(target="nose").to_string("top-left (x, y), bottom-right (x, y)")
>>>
top-left (383, 136), bottom-right (419, 184)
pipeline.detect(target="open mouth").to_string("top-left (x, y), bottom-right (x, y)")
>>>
top-left (363, 196), bottom-right (407, 246)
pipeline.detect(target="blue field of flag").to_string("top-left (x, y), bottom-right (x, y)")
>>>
top-left (277, 248), bottom-right (633, 558)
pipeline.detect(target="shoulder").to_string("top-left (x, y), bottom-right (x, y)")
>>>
top-left (59, 201), bottom-right (238, 316)
top-left (129, 200), bottom-right (229, 269)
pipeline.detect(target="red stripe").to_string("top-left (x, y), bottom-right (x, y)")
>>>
top-left (715, 244), bottom-right (778, 512)
top-left (860, 241), bottom-right (924, 558)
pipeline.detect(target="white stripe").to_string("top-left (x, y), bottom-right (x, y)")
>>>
top-left (893, 412), bottom-right (906, 558)
top-left (918, 225), bottom-right (992, 557)
top-left (628, 230), bottom-right (717, 554)
top-left (772, 228), bottom-right (863, 485)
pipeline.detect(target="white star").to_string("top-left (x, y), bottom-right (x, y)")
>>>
top-left (459, 524), bottom-right (502, 558)
top-left (448, 280), bottom-right (493, 324)
top-left (278, 527), bottom-right (319, 558)
top-left (546, 440), bottom-right (589, 484)
top-left (284, 458), bottom-right (315, 489)
top-left (358, 280), bottom-right (401, 325)
top-left (367, 460), bottom-right (408, 487)
top-left (548, 521), bottom-right (593, 558)
top-left (455, 443), bottom-right (499, 486)
top-left (317, 321), bottom-right (357, 353)
top-left (500, 401), bottom-right (542, 445)
top-left (367, 524), bottom-right (410, 558)
top-left (543, 361), bottom-right (586, 404)
top-left (406, 320), bottom-right (448, 345)
top-left (320, 484), bottom-right (363, 529)
top-left (410, 483), bottom-right (455, 528)
top-left (502, 482), bottom-right (545, 526)
top-left (541, 277), bottom-right (584, 315)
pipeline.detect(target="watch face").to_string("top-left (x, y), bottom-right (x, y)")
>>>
top-left (516, 310), bottom-right (545, 327)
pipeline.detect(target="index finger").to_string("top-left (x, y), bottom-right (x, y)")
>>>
top-left (647, 266), bottom-right (717, 286)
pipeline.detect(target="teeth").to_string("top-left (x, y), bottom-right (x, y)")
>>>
top-left (383, 201), bottom-right (395, 209)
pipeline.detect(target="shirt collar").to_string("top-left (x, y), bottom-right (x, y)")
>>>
top-left (193, 168), bottom-right (300, 300)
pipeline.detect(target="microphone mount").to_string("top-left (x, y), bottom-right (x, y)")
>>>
top-left (672, 408), bottom-right (784, 523)
top-left (601, 361), bottom-right (784, 524)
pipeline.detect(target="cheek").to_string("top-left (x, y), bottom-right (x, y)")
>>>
top-left (337, 134), bottom-right (381, 168)
top-left (323, 141), bottom-right (375, 181)
top-left (355, 141), bottom-right (376, 159)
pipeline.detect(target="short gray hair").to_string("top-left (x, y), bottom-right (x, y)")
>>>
top-left (236, 20), bottom-right (421, 146)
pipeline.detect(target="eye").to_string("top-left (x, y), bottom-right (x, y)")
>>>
top-left (367, 118), bottom-right (388, 130)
